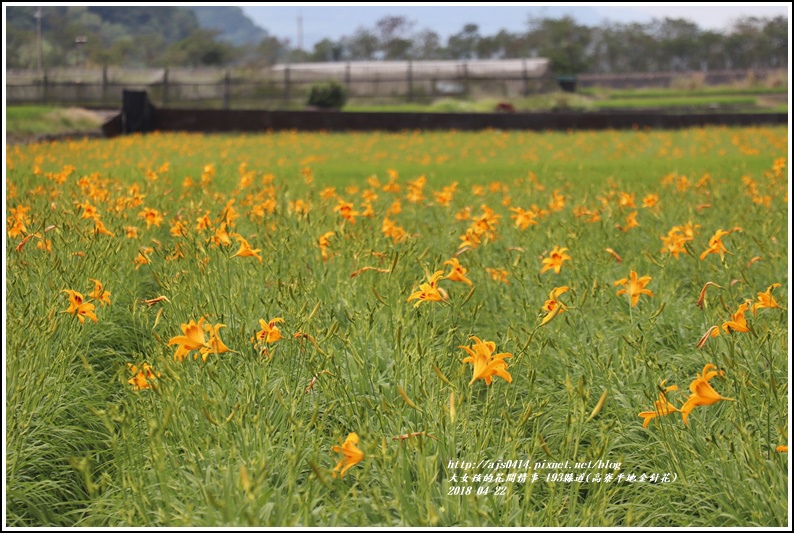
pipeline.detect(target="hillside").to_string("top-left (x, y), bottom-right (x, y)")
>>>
top-left (190, 6), bottom-right (267, 46)
top-left (5, 6), bottom-right (269, 68)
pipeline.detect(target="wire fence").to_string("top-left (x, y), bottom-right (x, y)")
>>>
top-left (6, 63), bottom-right (556, 109)
top-left (5, 65), bottom-right (783, 109)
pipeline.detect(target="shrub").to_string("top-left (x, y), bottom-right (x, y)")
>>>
top-left (307, 80), bottom-right (348, 109)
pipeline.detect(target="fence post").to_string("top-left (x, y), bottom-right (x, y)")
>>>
top-left (462, 61), bottom-right (469, 97)
top-left (522, 59), bottom-right (529, 96)
top-left (162, 68), bottom-right (169, 106)
top-left (284, 66), bottom-right (290, 107)
top-left (42, 70), bottom-right (48, 104)
top-left (223, 70), bottom-right (231, 109)
top-left (407, 60), bottom-right (413, 103)
top-left (102, 65), bottom-right (109, 106)
top-left (345, 62), bottom-right (351, 86)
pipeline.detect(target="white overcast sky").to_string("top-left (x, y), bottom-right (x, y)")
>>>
top-left (240, 3), bottom-right (790, 49)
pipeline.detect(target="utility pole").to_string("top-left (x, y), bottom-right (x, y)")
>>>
top-left (297, 9), bottom-right (303, 53)
top-left (34, 7), bottom-right (43, 76)
top-left (75, 36), bottom-right (87, 68)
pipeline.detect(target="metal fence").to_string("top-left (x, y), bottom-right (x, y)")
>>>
top-left (577, 68), bottom-right (786, 90)
top-left (5, 65), bottom-right (783, 109)
top-left (6, 62), bottom-right (555, 109)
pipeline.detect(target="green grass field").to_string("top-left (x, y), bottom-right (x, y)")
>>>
top-left (591, 95), bottom-right (758, 110)
top-left (5, 106), bottom-right (105, 137)
top-left (5, 127), bottom-right (789, 526)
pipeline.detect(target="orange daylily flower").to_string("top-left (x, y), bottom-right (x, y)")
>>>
top-left (751, 283), bottom-right (782, 315)
top-left (332, 432), bottom-right (364, 478)
top-left (318, 231), bottom-right (335, 261)
top-left (407, 271), bottom-right (448, 307)
top-left (471, 204), bottom-right (501, 242)
top-left (433, 182), bottom-right (457, 207)
top-left (642, 193), bottom-right (659, 209)
top-left (458, 228), bottom-right (482, 250)
top-left (168, 318), bottom-right (209, 362)
top-left (485, 267), bottom-right (509, 284)
top-left (460, 336), bottom-right (513, 386)
top-left (62, 289), bottom-right (98, 324)
top-left (200, 323), bottom-right (232, 362)
top-left (548, 190), bottom-right (565, 212)
top-left (680, 364), bottom-right (734, 425)
top-left (722, 302), bottom-right (750, 333)
top-left (168, 318), bottom-right (231, 362)
top-left (639, 381), bottom-right (680, 428)
top-left (660, 232), bottom-right (688, 258)
top-left (77, 201), bottom-right (98, 220)
top-left (382, 217), bottom-right (408, 243)
top-left (93, 218), bottom-right (115, 237)
top-left (254, 318), bottom-right (284, 345)
top-left (7, 220), bottom-right (28, 238)
top-left (617, 211), bottom-right (639, 232)
top-left (443, 258), bottom-right (473, 286)
top-left (661, 223), bottom-right (697, 259)
top-left (541, 286), bottom-right (569, 326)
top-left (127, 363), bottom-right (160, 390)
top-left (233, 236), bottom-right (263, 262)
top-left (614, 271), bottom-right (654, 307)
top-left (509, 207), bottom-right (538, 230)
top-left (406, 175), bottom-right (427, 203)
top-left (134, 247), bottom-right (154, 269)
top-left (387, 199), bottom-right (402, 215)
top-left (195, 212), bottom-right (212, 232)
top-left (210, 222), bottom-right (235, 247)
top-left (334, 199), bottom-right (359, 224)
top-left (138, 207), bottom-right (164, 228)
top-left (455, 206), bottom-right (471, 221)
top-left (699, 229), bottom-right (732, 260)
top-left (89, 279), bottom-right (111, 306)
top-left (541, 246), bottom-right (571, 274)
top-left (170, 220), bottom-right (188, 237)
top-left (289, 199), bottom-right (311, 216)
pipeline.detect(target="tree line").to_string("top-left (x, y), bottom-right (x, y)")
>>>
top-left (6, 7), bottom-right (788, 75)
top-left (301, 15), bottom-right (787, 74)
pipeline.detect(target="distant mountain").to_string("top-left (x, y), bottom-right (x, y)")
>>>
top-left (190, 7), bottom-right (267, 46)
top-left (5, 6), bottom-right (271, 68)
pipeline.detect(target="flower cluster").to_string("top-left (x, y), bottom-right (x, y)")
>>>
top-left (639, 364), bottom-right (733, 428)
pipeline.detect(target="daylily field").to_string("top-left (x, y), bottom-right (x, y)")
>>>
top-left (4, 126), bottom-right (789, 526)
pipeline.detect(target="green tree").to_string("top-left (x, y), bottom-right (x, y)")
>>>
top-left (526, 16), bottom-right (592, 75)
top-left (447, 23), bottom-right (480, 60)
top-left (344, 28), bottom-right (379, 60)
top-left (375, 15), bottom-right (415, 60)
top-left (163, 29), bottom-right (234, 67)
top-left (651, 18), bottom-right (702, 71)
top-left (411, 29), bottom-right (443, 60)
top-left (310, 38), bottom-right (344, 62)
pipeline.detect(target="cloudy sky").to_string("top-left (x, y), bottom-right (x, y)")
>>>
top-left (241, 3), bottom-right (790, 50)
